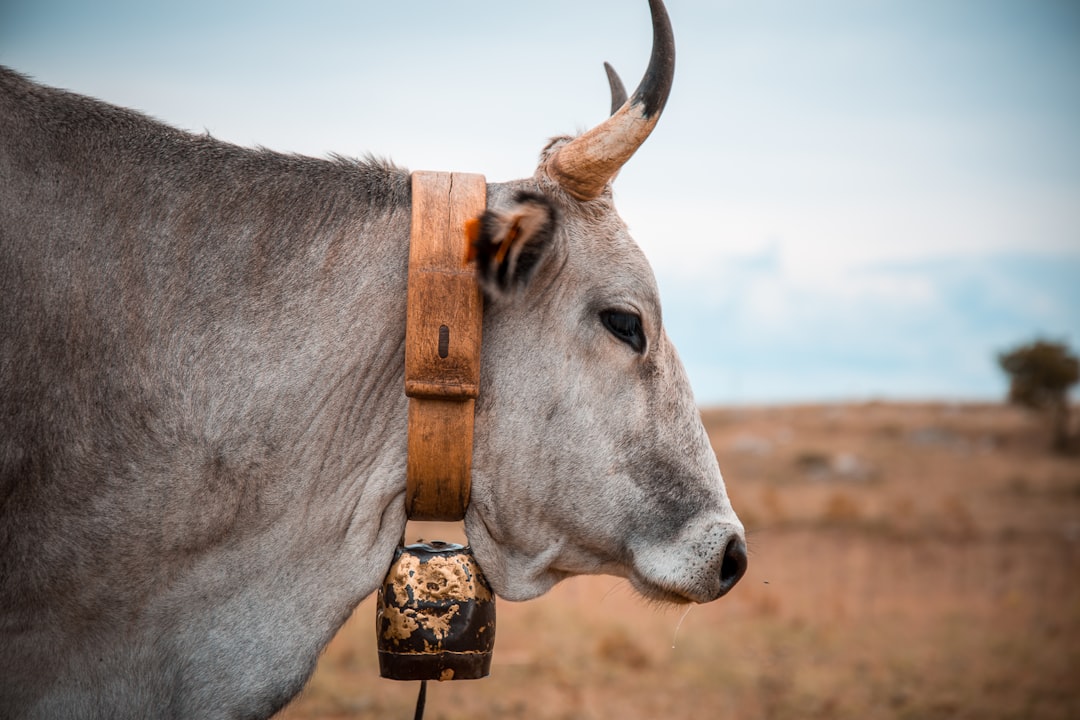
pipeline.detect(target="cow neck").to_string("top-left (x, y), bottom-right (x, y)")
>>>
top-left (403, 171), bottom-right (486, 521)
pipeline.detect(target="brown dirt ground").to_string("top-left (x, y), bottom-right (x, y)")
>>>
top-left (278, 402), bottom-right (1080, 719)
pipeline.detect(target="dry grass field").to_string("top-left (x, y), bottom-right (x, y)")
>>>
top-left (278, 402), bottom-right (1080, 719)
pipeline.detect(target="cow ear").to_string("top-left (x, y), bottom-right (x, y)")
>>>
top-left (466, 191), bottom-right (558, 299)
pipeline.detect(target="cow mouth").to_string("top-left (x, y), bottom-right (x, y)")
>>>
top-left (628, 573), bottom-right (700, 605)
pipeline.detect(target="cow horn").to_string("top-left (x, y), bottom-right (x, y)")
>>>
top-left (546, 0), bottom-right (674, 201)
top-left (604, 62), bottom-right (628, 116)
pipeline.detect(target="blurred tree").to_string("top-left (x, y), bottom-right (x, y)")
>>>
top-left (998, 339), bottom-right (1079, 452)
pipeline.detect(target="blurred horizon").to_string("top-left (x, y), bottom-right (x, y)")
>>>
top-left (3, 0), bottom-right (1078, 406)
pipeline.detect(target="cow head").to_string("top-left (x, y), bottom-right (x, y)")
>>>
top-left (463, 0), bottom-right (747, 604)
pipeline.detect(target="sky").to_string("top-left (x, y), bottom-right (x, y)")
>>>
top-left (2, 0), bottom-right (1078, 406)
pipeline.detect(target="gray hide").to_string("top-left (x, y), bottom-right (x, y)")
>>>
top-left (0, 8), bottom-right (744, 718)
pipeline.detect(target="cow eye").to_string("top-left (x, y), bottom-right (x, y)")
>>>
top-left (600, 310), bottom-right (646, 353)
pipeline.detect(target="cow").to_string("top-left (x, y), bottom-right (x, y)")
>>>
top-left (0, 0), bottom-right (746, 717)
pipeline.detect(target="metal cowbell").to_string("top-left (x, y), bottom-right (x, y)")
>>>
top-left (376, 541), bottom-right (496, 681)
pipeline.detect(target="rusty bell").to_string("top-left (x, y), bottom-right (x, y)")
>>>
top-left (376, 541), bottom-right (496, 681)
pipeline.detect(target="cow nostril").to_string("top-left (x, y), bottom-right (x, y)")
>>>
top-left (718, 538), bottom-right (748, 597)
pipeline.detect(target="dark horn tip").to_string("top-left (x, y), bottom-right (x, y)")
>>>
top-left (631, 0), bottom-right (675, 120)
top-left (543, 0), bottom-right (675, 200)
top-left (603, 62), bottom-right (629, 116)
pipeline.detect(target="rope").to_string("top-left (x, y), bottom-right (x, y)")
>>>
top-left (413, 680), bottom-right (427, 720)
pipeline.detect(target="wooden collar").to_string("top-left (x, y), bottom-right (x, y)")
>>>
top-left (404, 171), bottom-right (486, 521)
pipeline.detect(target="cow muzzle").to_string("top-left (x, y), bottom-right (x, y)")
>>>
top-left (717, 536), bottom-right (749, 598)
top-left (631, 521), bottom-right (748, 604)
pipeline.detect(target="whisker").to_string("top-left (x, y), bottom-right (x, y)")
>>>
top-left (601, 579), bottom-right (630, 603)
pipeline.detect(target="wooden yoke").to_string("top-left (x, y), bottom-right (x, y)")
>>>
top-left (405, 172), bottom-right (486, 521)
